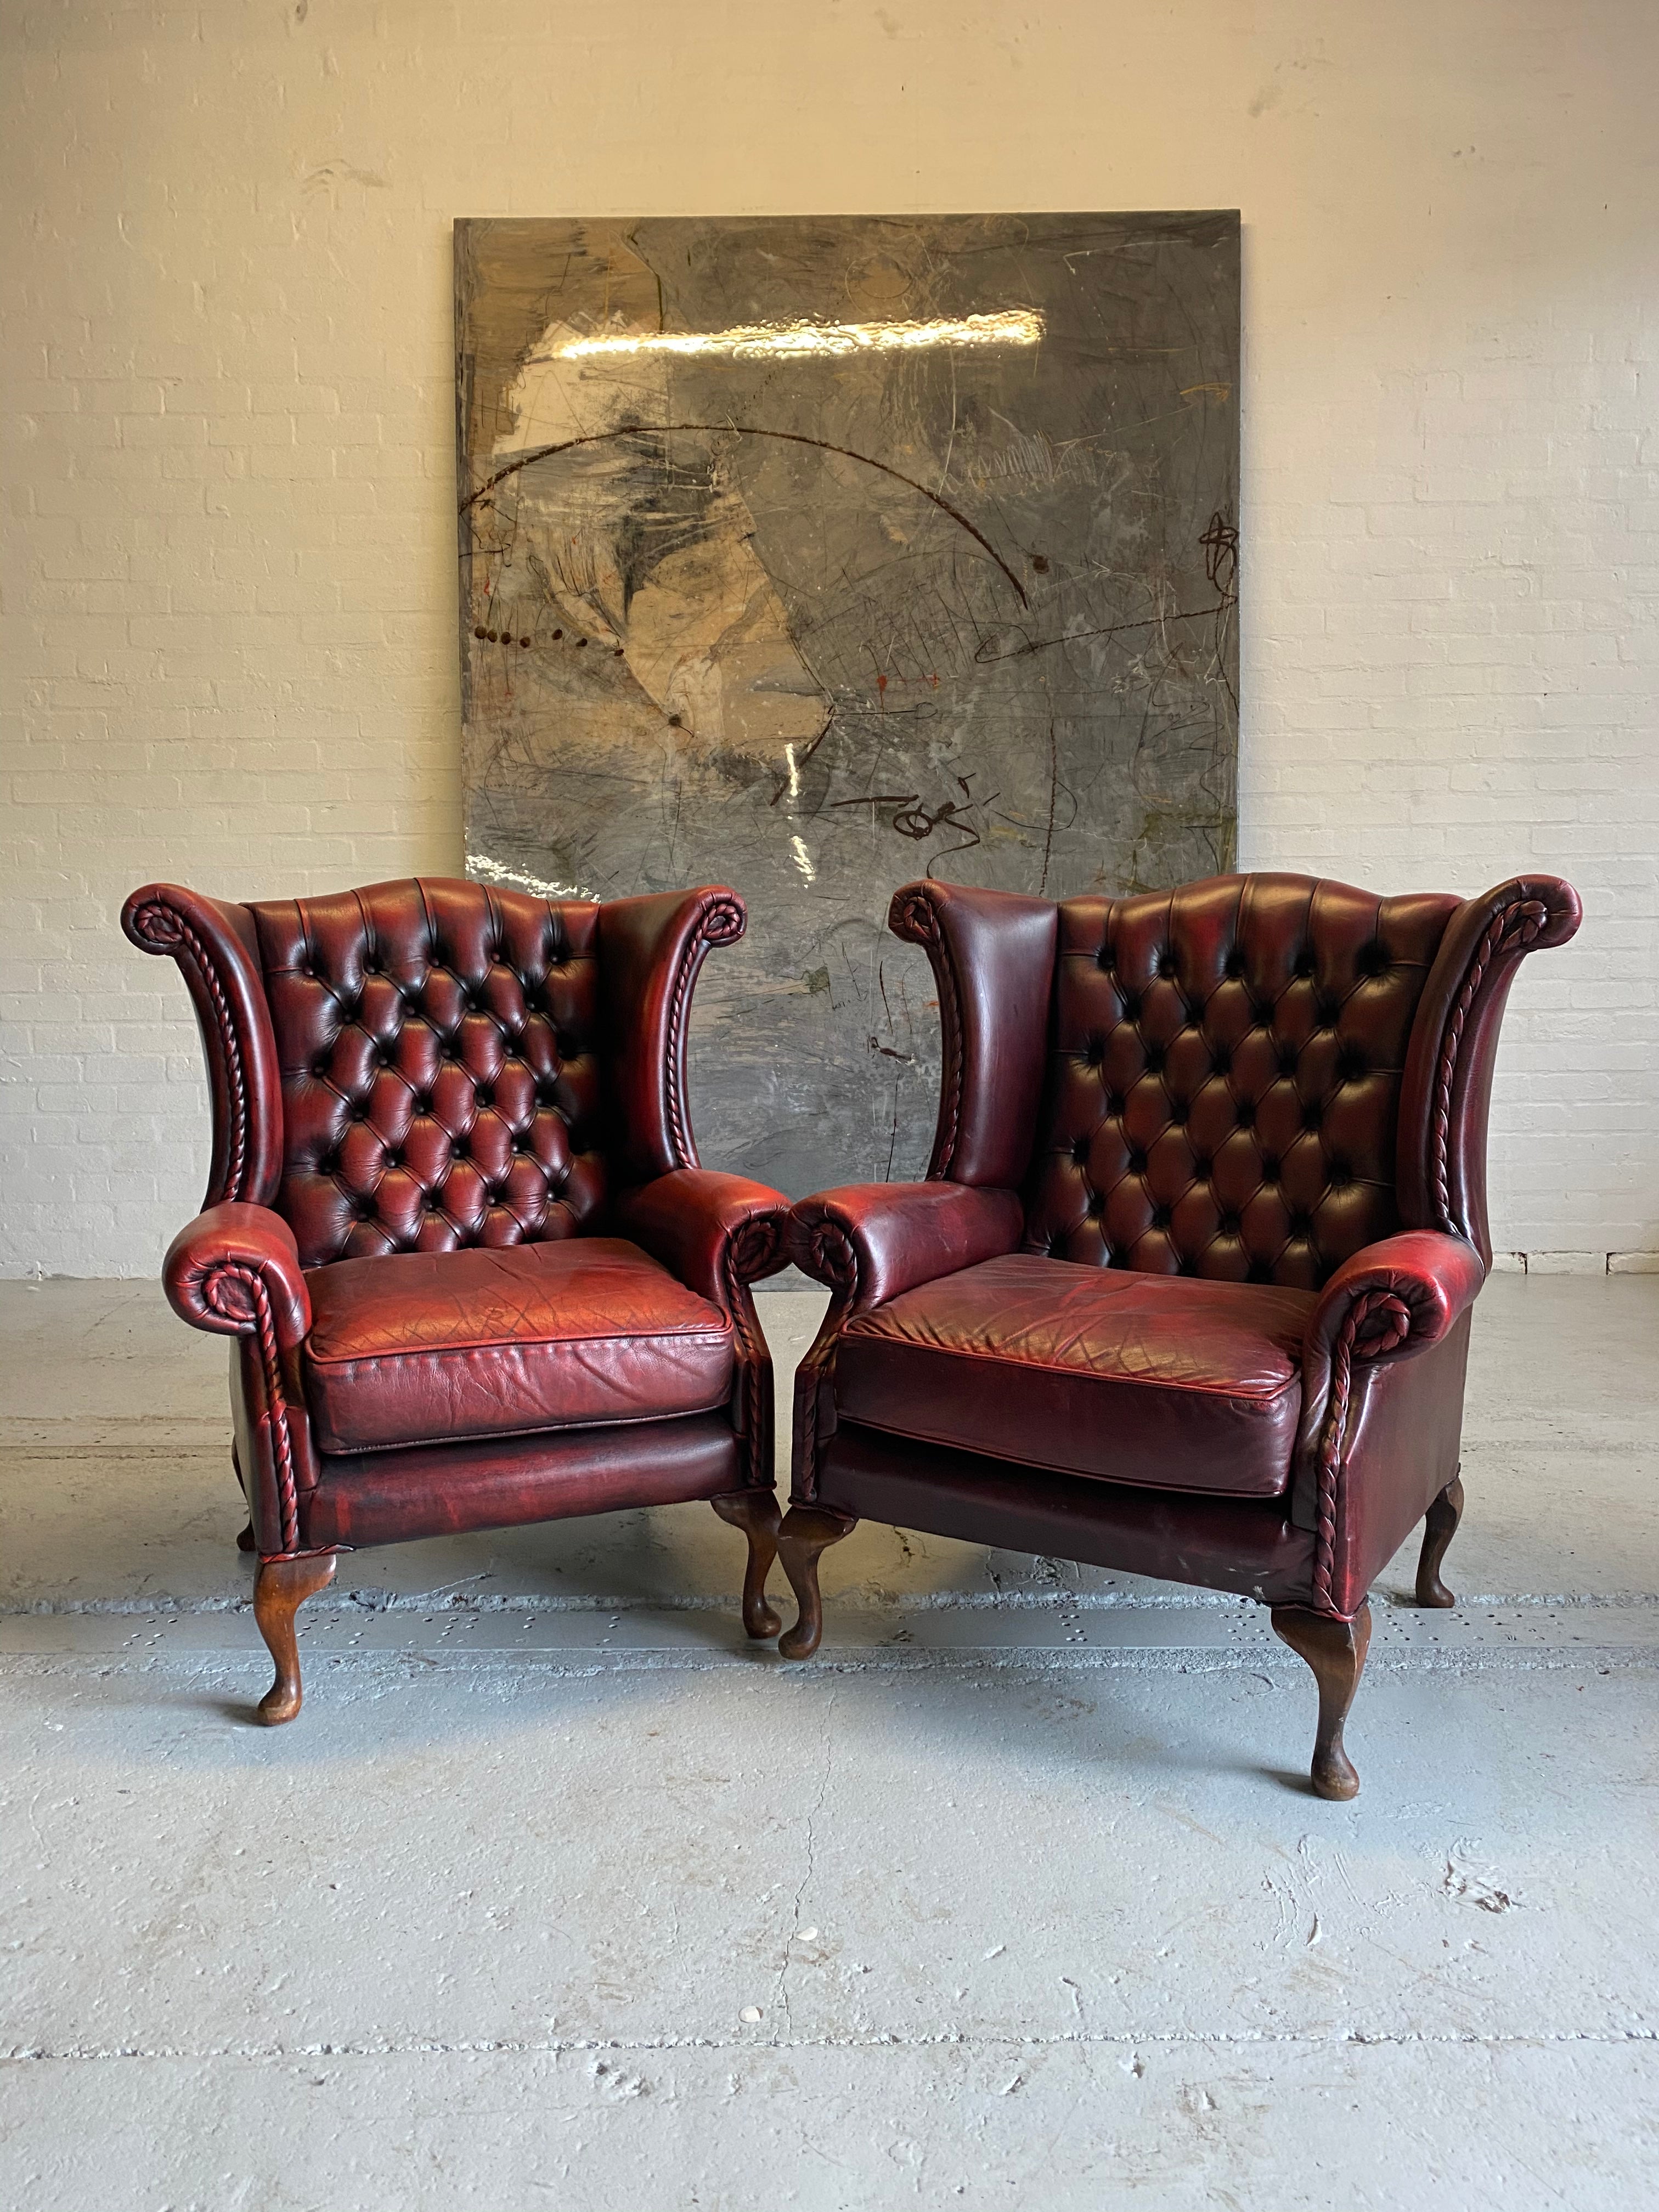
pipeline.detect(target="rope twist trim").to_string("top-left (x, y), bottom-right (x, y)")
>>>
top-left (890, 887), bottom-right (965, 1178)
top-left (201, 1261), bottom-right (300, 1554)
top-left (724, 1212), bottom-right (785, 1476)
top-left (664, 894), bottom-right (745, 1168)
top-left (130, 900), bottom-right (251, 1203)
top-left (1310, 1288), bottom-right (1412, 1613)
top-left (1430, 897), bottom-right (1548, 1232)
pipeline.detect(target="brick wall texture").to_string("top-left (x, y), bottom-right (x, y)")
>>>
top-left (3, 0), bottom-right (1655, 1275)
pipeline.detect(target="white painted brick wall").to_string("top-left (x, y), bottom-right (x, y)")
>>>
top-left (3, 0), bottom-right (1655, 1275)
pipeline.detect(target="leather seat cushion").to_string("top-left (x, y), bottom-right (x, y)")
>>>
top-left (836, 1253), bottom-right (1315, 1499)
top-left (303, 1237), bottom-right (733, 1454)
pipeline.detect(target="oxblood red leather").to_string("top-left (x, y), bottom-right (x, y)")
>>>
top-left (306, 1414), bottom-right (741, 1550)
top-left (820, 1426), bottom-right (1318, 1609)
top-left (789, 868), bottom-right (1579, 1637)
top-left (787, 1181), bottom-right (1024, 1313)
top-left (837, 1254), bottom-right (1313, 1498)
top-left (124, 873), bottom-right (787, 1571)
top-left (302, 1238), bottom-right (734, 1455)
top-left (891, 882), bottom-right (1058, 1187)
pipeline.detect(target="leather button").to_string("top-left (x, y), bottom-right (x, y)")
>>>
top-left (1152, 1205), bottom-right (1171, 1229)
top-left (1128, 1149), bottom-right (1148, 1173)
top-left (1157, 953), bottom-right (1176, 978)
top-left (1261, 1155), bottom-right (1280, 1181)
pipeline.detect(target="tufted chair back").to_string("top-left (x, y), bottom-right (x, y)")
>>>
top-left (247, 880), bottom-right (605, 1268)
top-left (1022, 875), bottom-right (1463, 1291)
top-left (125, 874), bottom-right (747, 1274)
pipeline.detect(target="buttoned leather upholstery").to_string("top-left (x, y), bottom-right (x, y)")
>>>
top-left (837, 1254), bottom-right (1313, 1498)
top-left (125, 874), bottom-right (787, 1567)
top-left (302, 1238), bottom-right (735, 1455)
top-left (251, 879), bottom-right (605, 1271)
top-left (791, 868), bottom-right (1581, 1637)
top-left (1025, 876), bottom-right (1459, 1290)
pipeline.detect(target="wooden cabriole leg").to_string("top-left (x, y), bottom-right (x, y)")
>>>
top-left (711, 1489), bottom-right (783, 1640)
top-left (1271, 1600), bottom-right (1373, 1802)
top-left (1415, 1472), bottom-right (1465, 1609)
top-left (252, 1551), bottom-right (337, 1725)
top-left (776, 1505), bottom-right (857, 1661)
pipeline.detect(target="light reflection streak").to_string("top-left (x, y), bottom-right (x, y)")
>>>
top-left (540, 309), bottom-right (1043, 364)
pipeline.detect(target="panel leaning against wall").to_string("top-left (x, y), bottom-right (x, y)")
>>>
top-left (454, 212), bottom-right (1240, 1194)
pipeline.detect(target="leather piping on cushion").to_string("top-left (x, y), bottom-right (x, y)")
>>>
top-left (835, 1254), bottom-right (1314, 1500)
top-left (301, 1238), bottom-right (735, 1455)
top-left (306, 1413), bottom-right (741, 1549)
top-left (814, 1424), bottom-right (1318, 1608)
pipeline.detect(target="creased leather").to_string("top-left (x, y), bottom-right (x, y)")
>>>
top-left (788, 865), bottom-right (1577, 1622)
top-left (306, 1414), bottom-right (741, 1549)
top-left (816, 1425), bottom-right (1318, 1607)
top-left (838, 1252), bottom-right (1313, 1498)
top-left (128, 870), bottom-right (786, 1563)
top-left (302, 1237), bottom-right (734, 1455)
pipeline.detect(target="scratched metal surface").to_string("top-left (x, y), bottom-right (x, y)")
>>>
top-left (454, 213), bottom-right (1239, 1195)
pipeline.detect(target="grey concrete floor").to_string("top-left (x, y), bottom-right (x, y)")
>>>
top-left (2, 1275), bottom-right (1656, 2210)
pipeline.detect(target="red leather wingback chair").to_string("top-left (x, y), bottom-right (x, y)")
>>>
top-left (123, 876), bottom-right (789, 1723)
top-left (782, 871), bottom-right (1581, 1798)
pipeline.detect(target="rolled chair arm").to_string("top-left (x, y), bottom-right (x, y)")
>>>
top-left (163, 1202), bottom-right (313, 1348)
top-left (614, 1170), bottom-right (789, 1484)
top-left (1296, 1230), bottom-right (1486, 1615)
top-left (162, 1203), bottom-right (318, 1556)
top-left (614, 1169), bottom-right (791, 1310)
top-left (788, 1181), bottom-right (1025, 1317)
top-left (1304, 1231), bottom-right (1485, 1385)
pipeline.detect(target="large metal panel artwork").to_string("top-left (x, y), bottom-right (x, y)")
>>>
top-left (455, 212), bottom-right (1239, 1193)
